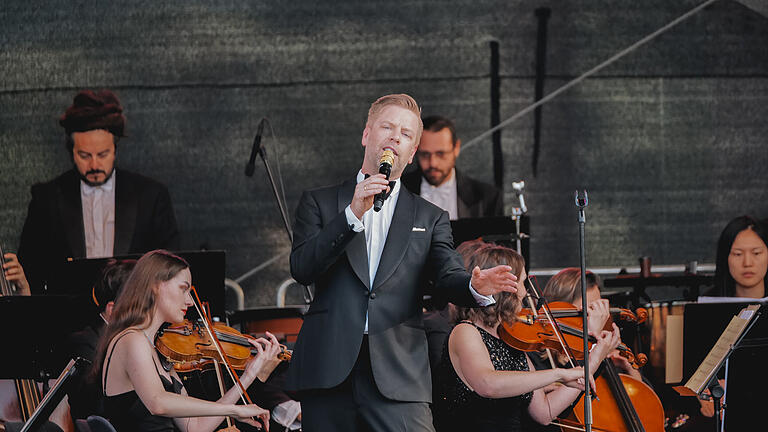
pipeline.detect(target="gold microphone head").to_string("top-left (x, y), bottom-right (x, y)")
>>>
top-left (379, 149), bottom-right (395, 167)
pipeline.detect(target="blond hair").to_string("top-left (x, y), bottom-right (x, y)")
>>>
top-left (542, 267), bottom-right (602, 304)
top-left (366, 94), bottom-right (423, 141)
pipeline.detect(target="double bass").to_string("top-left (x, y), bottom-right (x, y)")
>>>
top-left (0, 246), bottom-right (43, 428)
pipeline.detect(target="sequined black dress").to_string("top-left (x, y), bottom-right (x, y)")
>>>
top-left (434, 321), bottom-right (532, 432)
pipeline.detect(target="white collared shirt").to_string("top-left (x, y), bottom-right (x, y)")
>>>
top-left (80, 172), bottom-right (116, 258)
top-left (344, 171), bottom-right (493, 333)
top-left (420, 168), bottom-right (459, 220)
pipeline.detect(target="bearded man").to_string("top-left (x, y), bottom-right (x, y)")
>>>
top-left (18, 90), bottom-right (179, 293)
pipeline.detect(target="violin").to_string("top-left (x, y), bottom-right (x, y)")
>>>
top-left (155, 319), bottom-right (292, 372)
top-left (517, 302), bottom-right (648, 325)
top-left (160, 292), bottom-right (283, 432)
top-left (499, 301), bottom-right (647, 369)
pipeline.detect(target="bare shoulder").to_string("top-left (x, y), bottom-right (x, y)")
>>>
top-left (449, 322), bottom-right (484, 349)
top-left (109, 329), bottom-right (152, 359)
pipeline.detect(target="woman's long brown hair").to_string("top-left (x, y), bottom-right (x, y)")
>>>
top-left (91, 249), bottom-right (189, 384)
top-left (454, 245), bottom-right (525, 329)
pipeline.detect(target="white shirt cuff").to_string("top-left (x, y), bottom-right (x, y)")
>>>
top-left (345, 205), bottom-right (365, 232)
top-left (469, 281), bottom-right (496, 306)
top-left (272, 400), bottom-right (301, 429)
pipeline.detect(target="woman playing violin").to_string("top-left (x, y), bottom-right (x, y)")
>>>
top-left (540, 268), bottom-right (643, 382)
top-left (433, 245), bottom-right (621, 432)
top-left (93, 249), bottom-right (280, 432)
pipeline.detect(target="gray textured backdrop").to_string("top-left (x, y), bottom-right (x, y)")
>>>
top-left (2, 0), bottom-right (767, 307)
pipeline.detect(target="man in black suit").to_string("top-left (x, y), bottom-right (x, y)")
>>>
top-left (64, 259), bottom-right (135, 419)
top-left (286, 94), bottom-right (518, 432)
top-left (401, 116), bottom-right (503, 219)
top-left (18, 90), bottom-right (179, 293)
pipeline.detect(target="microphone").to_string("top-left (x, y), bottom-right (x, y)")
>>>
top-left (512, 180), bottom-right (527, 214)
top-left (373, 149), bottom-right (395, 212)
top-left (245, 118), bottom-right (266, 177)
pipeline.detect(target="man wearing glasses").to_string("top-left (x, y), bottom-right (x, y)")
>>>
top-left (402, 116), bottom-right (503, 220)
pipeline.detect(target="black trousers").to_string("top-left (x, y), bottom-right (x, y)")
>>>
top-left (301, 336), bottom-right (435, 432)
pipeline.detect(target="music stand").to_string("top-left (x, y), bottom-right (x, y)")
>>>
top-left (19, 357), bottom-right (90, 432)
top-left (450, 216), bottom-right (530, 267)
top-left (45, 250), bottom-right (227, 318)
top-left (681, 301), bottom-right (768, 431)
top-left (0, 296), bottom-right (82, 379)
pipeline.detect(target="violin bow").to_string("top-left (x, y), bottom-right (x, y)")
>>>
top-left (200, 301), bottom-right (238, 431)
top-left (524, 276), bottom-right (557, 369)
top-left (526, 276), bottom-right (579, 368)
top-left (188, 286), bottom-right (263, 427)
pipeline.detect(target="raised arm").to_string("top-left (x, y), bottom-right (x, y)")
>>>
top-left (526, 325), bottom-right (621, 425)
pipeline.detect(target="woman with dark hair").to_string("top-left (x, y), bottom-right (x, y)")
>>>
top-left (433, 246), bottom-right (620, 432)
top-left (696, 216), bottom-right (768, 419)
top-left (93, 250), bottom-right (280, 432)
top-left (713, 215), bottom-right (768, 298)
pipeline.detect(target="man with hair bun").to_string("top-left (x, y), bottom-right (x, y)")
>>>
top-left (18, 90), bottom-right (179, 293)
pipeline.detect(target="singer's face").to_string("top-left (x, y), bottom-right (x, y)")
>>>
top-left (361, 105), bottom-right (420, 179)
top-left (416, 128), bottom-right (460, 187)
top-left (72, 129), bottom-right (116, 186)
top-left (728, 228), bottom-right (768, 292)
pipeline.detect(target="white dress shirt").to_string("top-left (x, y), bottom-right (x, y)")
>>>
top-left (420, 168), bottom-right (459, 220)
top-left (345, 171), bottom-right (493, 332)
top-left (80, 172), bottom-right (116, 258)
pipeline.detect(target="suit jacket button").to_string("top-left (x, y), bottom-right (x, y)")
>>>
top-left (369, 292), bottom-right (377, 299)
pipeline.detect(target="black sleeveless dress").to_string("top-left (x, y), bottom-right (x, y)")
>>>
top-left (102, 332), bottom-right (184, 432)
top-left (434, 321), bottom-right (533, 432)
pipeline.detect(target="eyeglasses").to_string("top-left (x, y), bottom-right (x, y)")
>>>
top-left (416, 150), bottom-right (452, 161)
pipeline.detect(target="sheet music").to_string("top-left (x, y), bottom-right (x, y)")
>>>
top-left (683, 304), bottom-right (760, 395)
top-left (697, 295), bottom-right (768, 303)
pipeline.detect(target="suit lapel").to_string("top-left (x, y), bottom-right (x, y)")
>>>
top-left (58, 170), bottom-right (86, 258)
top-left (372, 188), bottom-right (415, 290)
top-left (114, 170), bottom-right (137, 255)
top-left (338, 178), bottom-right (370, 290)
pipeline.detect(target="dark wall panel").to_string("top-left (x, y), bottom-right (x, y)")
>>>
top-left (2, 0), bottom-right (767, 308)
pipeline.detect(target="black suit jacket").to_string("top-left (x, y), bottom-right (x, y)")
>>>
top-left (401, 169), bottom-right (504, 218)
top-left (18, 168), bottom-right (179, 293)
top-left (63, 317), bottom-right (105, 419)
top-left (285, 177), bottom-right (480, 402)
